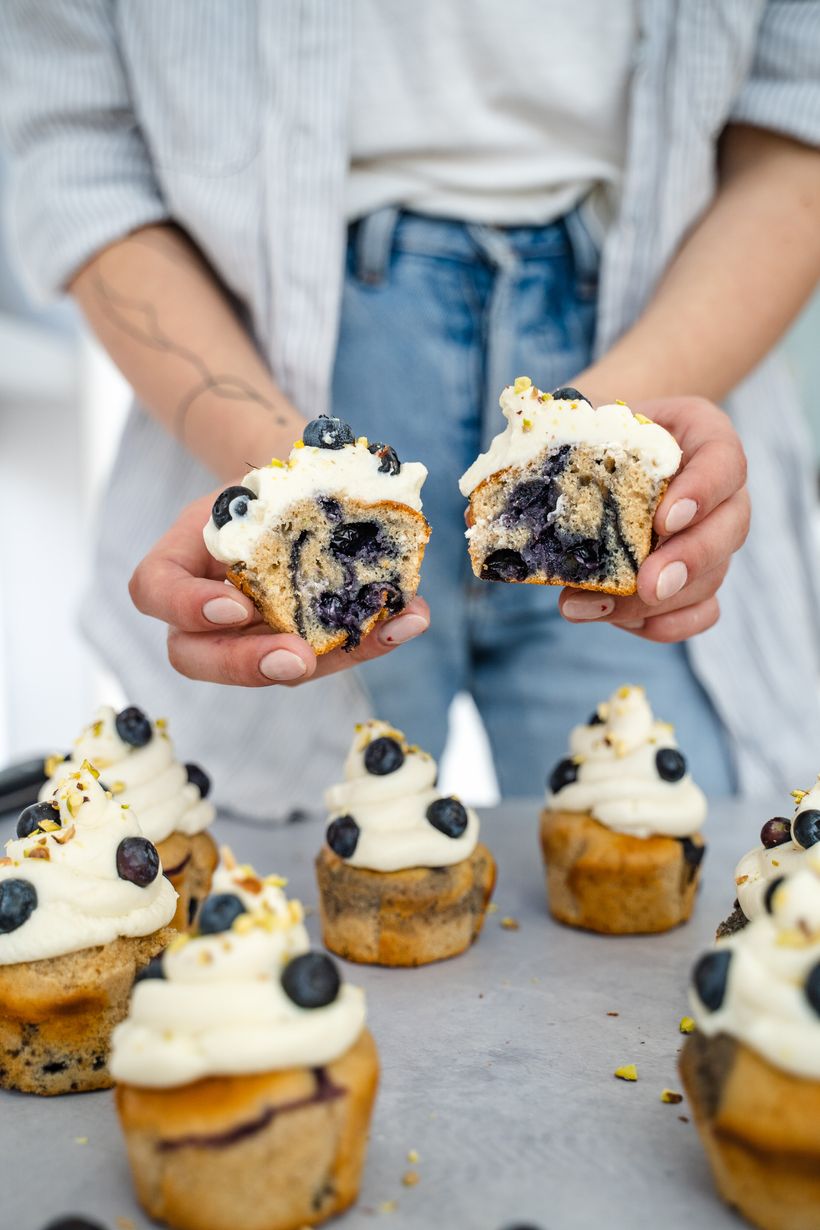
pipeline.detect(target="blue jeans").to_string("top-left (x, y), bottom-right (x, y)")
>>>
top-left (331, 209), bottom-right (735, 797)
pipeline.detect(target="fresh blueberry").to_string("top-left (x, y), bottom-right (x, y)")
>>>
top-left (550, 386), bottom-right (588, 403)
top-left (281, 951), bottom-right (341, 1009)
top-left (211, 484), bottom-right (257, 530)
top-left (115, 706), bottom-right (153, 749)
top-left (760, 817), bottom-right (791, 849)
top-left (656, 748), bottom-right (686, 782)
top-left (198, 892), bottom-right (247, 935)
top-left (302, 415), bottom-right (355, 450)
top-left (0, 878), bottom-right (37, 933)
top-left (42, 1219), bottom-right (107, 1230)
top-left (185, 763), bottom-right (211, 798)
top-left (481, 549), bottom-right (529, 582)
top-left (367, 441), bottom-right (401, 474)
top-left (549, 758), bottom-right (578, 793)
top-left (426, 797), bottom-right (469, 839)
top-left (326, 815), bottom-right (360, 859)
top-left (692, 949), bottom-right (732, 1012)
top-left (588, 711), bottom-right (605, 726)
top-left (116, 836), bottom-right (160, 887)
top-left (16, 801), bottom-right (60, 839)
top-left (793, 809), bottom-right (820, 850)
top-left (764, 876), bottom-right (784, 914)
top-left (135, 955), bottom-right (166, 983)
top-left (805, 961), bottom-right (820, 1017)
top-left (363, 736), bottom-right (405, 776)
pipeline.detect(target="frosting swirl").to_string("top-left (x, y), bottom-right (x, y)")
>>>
top-left (546, 685), bottom-right (707, 838)
top-left (41, 706), bottom-right (214, 846)
top-left (735, 778), bottom-right (820, 921)
top-left (0, 768), bottom-right (176, 965)
top-left (110, 850), bottom-right (366, 1087)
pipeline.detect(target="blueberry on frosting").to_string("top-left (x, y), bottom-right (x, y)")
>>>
top-left (588, 710), bottom-right (605, 726)
top-left (116, 836), bottom-right (160, 887)
top-left (655, 748), bottom-right (686, 782)
top-left (363, 736), bottom-right (405, 776)
top-left (793, 809), bottom-right (820, 850)
top-left (16, 800), bottom-right (60, 840)
top-left (549, 758), bottom-right (578, 793)
top-left (759, 817), bottom-right (791, 849)
top-left (367, 441), bottom-right (401, 474)
top-left (0, 878), bottom-right (37, 934)
top-left (426, 797), bottom-right (469, 839)
top-left (302, 415), bottom-right (355, 450)
top-left (550, 386), bottom-right (588, 403)
top-left (115, 705), bottom-right (153, 749)
top-left (185, 763), bottom-right (211, 798)
top-left (806, 961), bottom-right (820, 1017)
top-left (211, 484), bottom-right (258, 530)
top-left (326, 815), bottom-right (360, 859)
top-left (198, 892), bottom-right (247, 935)
top-left (692, 949), bottom-right (732, 1012)
top-left (281, 951), bottom-right (341, 1009)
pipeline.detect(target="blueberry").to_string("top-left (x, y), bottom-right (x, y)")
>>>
top-left (135, 955), bottom-right (166, 983)
top-left (656, 748), bottom-right (686, 782)
top-left (363, 736), bottom-right (405, 776)
top-left (211, 484), bottom-right (257, 530)
top-left (588, 711), bottom-right (605, 726)
top-left (326, 815), bottom-right (360, 859)
top-left (116, 836), bottom-right (160, 887)
top-left (0, 878), bottom-right (37, 933)
top-left (678, 837), bottom-right (706, 869)
top-left (760, 817), bottom-right (791, 849)
top-left (481, 549), bottom-right (529, 582)
top-left (805, 961), bottom-right (820, 1017)
top-left (42, 1219), bottom-right (107, 1230)
top-left (692, 949), bottom-right (732, 1012)
top-left (367, 441), bottom-right (401, 474)
top-left (426, 797), bottom-right (469, 839)
top-left (198, 892), bottom-right (247, 935)
top-left (329, 521), bottom-right (384, 559)
top-left (302, 415), bottom-right (354, 450)
top-left (793, 809), bottom-right (820, 850)
top-left (549, 758), bottom-right (578, 793)
top-left (115, 706), bottom-right (153, 749)
top-left (281, 951), bottom-right (341, 1009)
top-left (560, 539), bottom-right (601, 580)
top-left (551, 386), bottom-right (588, 403)
top-left (185, 763), bottom-right (211, 798)
top-left (764, 876), bottom-right (784, 914)
top-left (317, 495), bottom-right (343, 522)
top-left (16, 801), bottom-right (60, 839)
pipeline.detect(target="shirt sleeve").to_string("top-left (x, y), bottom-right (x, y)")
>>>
top-left (0, 0), bottom-right (170, 301)
top-left (729, 0), bottom-right (820, 147)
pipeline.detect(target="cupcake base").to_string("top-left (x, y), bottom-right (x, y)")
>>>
top-left (539, 809), bottom-right (704, 934)
top-left (0, 927), bottom-right (175, 1095)
top-left (315, 843), bottom-right (496, 966)
top-left (158, 830), bottom-right (218, 931)
top-left (680, 1031), bottom-right (820, 1230)
top-left (116, 1029), bottom-right (379, 1230)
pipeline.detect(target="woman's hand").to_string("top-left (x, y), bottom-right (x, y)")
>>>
top-left (559, 396), bottom-right (750, 641)
top-left (129, 492), bottom-right (430, 686)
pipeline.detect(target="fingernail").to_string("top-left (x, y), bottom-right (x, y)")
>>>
top-left (259, 649), bottom-right (308, 681)
top-left (657, 561), bottom-right (688, 602)
top-left (562, 595), bottom-right (616, 621)
top-left (664, 498), bottom-right (698, 535)
top-left (203, 597), bottom-right (249, 625)
top-left (378, 613), bottom-right (429, 646)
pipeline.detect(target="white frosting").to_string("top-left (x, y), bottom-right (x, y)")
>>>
top-left (459, 378), bottom-right (681, 496)
top-left (546, 685), bottom-right (707, 838)
top-left (324, 720), bottom-right (480, 872)
top-left (204, 437), bottom-right (427, 565)
top-left (0, 769), bottom-right (177, 965)
top-left (735, 778), bottom-right (820, 920)
top-left (694, 845), bottom-right (820, 1079)
top-left (110, 850), bottom-right (366, 1087)
top-left (40, 706), bottom-right (214, 847)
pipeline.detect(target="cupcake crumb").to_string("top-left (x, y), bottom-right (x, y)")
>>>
top-left (614, 1064), bottom-right (638, 1081)
top-left (378, 1200), bottom-right (398, 1214)
top-left (487, 902), bottom-right (499, 914)
top-left (402, 1171), bottom-right (420, 1187)
top-left (661, 1089), bottom-right (683, 1104)
top-left (500, 916), bottom-right (520, 931)
top-left (74, 1135), bottom-right (88, 1145)
top-left (678, 1114), bottom-right (690, 1123)
top-left (606, 1011), bottom-right (619, 1017)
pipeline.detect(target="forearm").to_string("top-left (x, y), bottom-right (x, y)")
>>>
top-left (70, 224), bottom-right (304, 480)
top-left (577, 125), bottom-right (820, 405)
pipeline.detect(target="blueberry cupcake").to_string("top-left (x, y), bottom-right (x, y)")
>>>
top-left (0, 765), bottom-right (176, 1094)
top-left (204, 417), bottom-right (430, 653)
top-left (316, 720), bottom-right (496, 966)
top-left (111, 851), bottom-right (377, 1230)
top-left (459, 378), bottom-right (681, 595)
top-left (680, 849), bottom-right (820, 1230)
top-left (42, 705), bottom-right (217, 931)
top-left (539, 686), bottom-right (707, 934)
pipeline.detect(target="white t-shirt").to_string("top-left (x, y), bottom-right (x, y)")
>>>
top-left (347, 0), bottom-right (637, 226)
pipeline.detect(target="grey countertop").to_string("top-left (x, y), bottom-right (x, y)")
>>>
top-left (3, 799), bottom-right (759, 1230)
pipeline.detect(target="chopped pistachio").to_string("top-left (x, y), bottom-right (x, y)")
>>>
top-left (634, 413), bottom-right (653, 424)
top-left (614, 1064), bottom-right (638, 1081)
top-left (661, 1090), bottom-right (683, 1104)
top-left (513, 375), bottom-right (532, 394)
top-left (679, 1016), bottom-right (696, 1034)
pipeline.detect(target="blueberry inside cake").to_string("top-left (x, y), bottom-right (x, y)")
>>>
top-left (459, 378), bottom-right (681, 596)
top-left (204, 417), bottom-right (430, 653)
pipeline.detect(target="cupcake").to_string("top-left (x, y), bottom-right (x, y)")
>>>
top-left (111, 849), bottom-right (377, 1230)
top-left (0, 765), bottom-right (176, 1094)
top-left (316, 720), bottom-right (496, 966)
top-left (459, 378), bottom-right (681, 595)
top-left (680, 849), bottom-right (820, 1230)
top-left (203, 416), bottom-right (430, 653)
top-left (42, 705), bottom-right (217, 931)
top-left (539, 686), bottom-right (707, 934)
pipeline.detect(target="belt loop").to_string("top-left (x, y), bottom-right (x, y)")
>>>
top-left (563, 201), bottom-right (600, 287)
top-left (354, 206), bottom-right (400, 286)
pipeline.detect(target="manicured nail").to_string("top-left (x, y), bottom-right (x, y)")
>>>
top-left (664, 498), bottom-right (698, 535)
top-left (259, 650), bottom-right (308, 681)
top-left (656, 561), bottom-right (688, 602)
top-left (203, 597), bottom-right (249, 625)
top-left (378, 613), bottom-right (429, 646)
top-left (562, 595), bottom-right (616, 621)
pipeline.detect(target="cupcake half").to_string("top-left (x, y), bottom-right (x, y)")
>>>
top-left (111, 850), bottom-right (377, 1230)
top-left (459, 379), bottom-right (681, 595)
top-left (0, 765), bottom-right (176, 1094)
top-left (316, 720), bottom-right (496, 966)
top-left (203, 417), bottom-right (430, 654)
top-left (42, 705), bottom-right (217, 931)
top-left (680, 848), bottom-right (820, 1230)
top-left (539, 686), bottom-right (707, 934)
